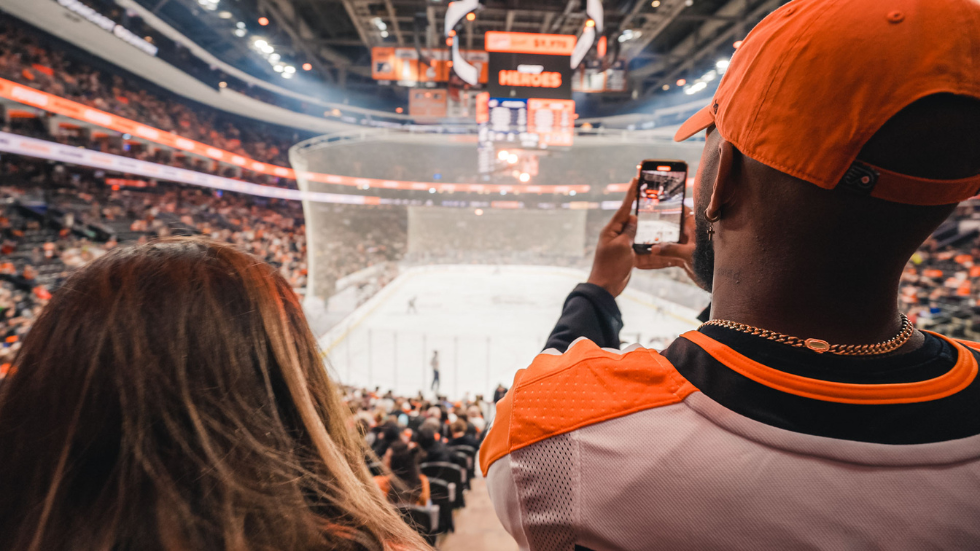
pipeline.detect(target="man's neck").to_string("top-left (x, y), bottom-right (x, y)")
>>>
top-left (708, 264), bottom-right (907, 346)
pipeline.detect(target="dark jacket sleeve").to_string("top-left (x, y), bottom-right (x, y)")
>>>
top-left (543, 283), bottom-right (624, 352)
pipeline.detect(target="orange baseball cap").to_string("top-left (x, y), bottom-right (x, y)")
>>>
top-left (674, 0), bottom-right (980, 206)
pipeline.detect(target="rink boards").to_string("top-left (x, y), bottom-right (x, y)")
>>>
top-left (319, 265), bottom-right (700, 399)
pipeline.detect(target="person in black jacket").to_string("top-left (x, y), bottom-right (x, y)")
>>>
top-left (416, 426), bottom-right (451, 464)
top-left (447, 419), bottom-right (480, 449)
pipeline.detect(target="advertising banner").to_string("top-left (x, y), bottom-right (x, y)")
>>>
top-left (409, 89), bottom-right (448, 118)
top-left (372, 48), bottom-right (487, 84)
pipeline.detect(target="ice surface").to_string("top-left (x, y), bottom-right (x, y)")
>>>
top-left (319, 265), bottom-right (700, 400)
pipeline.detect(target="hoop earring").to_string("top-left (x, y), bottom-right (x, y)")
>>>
top-left (705, 208), bottom-right (720, 240)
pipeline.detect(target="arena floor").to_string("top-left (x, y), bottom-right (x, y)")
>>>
top-left (319, 265), bottom-right (700, 399)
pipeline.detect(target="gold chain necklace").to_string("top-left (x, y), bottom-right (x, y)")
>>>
top-left (699, 314), bottom-right (914, 356)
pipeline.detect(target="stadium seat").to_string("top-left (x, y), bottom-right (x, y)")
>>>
top-left (448, 444), bottom-right (477, 458)
top-left (421, 462), bottom-right (466, 508)
top-left (427, 478), bottom-right (455, 534)
top-left (448, 445), bottom-right (477, 481)
top-left (449, 451), bottom-right (471, 489)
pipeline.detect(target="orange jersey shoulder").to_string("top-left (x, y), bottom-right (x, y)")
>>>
top-left (480, 338), bottom-right (697, 476)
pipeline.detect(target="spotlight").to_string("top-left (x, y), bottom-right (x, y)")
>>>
top-left (733, 40), bottom-right (743, 49)
top-left (233, 28), bottom-right (247, 37)
top-left (396, 107), bottom-right (404, 113)
top-left (676, 78), bottom-right (686, 86)
top-left (662, 84), bottom-right (670, 90)
top-left (585, 19), bottom-right (595, 28)
top-left (652, 0), bottom-right (661, 6)
top-left (475, 208), bottom-right (484, 215)
top-left (507, 154), bottom-right (519, 164)
top-left (258, 17), bottom-right (269, 26)
top-left (685, 81), bottom-right (708, 95)
top-left (218, 81), bottom-right (227, 88)
top-left (497, 150), bottom-right (509, 161)
top-left (466, 12), bottom-right (476, 21)
top-left (519, 172), bottom-right (531, 183)
top-left (302, 63), bottom-right (312, 71)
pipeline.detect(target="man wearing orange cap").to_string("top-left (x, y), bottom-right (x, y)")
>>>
top-left (481, 0), bottom-right (980, 549)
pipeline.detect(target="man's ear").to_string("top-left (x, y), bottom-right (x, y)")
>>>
top-left (705, 139), bottom-right (737, 219)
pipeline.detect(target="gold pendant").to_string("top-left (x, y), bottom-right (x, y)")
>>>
top-left (805, 338), bottom-right (830, 353)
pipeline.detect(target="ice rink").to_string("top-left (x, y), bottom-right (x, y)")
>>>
top-left (319, 265), bottom-right (701, 399)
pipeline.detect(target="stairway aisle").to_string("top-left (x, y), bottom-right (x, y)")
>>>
top-left (438, 477), bottom-right (519, 551)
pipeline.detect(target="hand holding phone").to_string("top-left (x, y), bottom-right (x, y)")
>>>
top-left (633, 160), bottom-right (688, 253)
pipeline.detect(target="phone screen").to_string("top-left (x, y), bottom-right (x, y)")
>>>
top-left (634, 161), bottom-right (687, 248)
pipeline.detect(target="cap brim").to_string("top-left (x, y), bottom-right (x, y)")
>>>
top-left (673, 104), bottom-right (715, 142)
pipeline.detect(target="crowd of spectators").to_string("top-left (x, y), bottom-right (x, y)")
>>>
top-left (900, 201), bottom-right (980, 341)
top-left (0, 155), bottom-right (401, 369)
top-left (0, 14), bottom-right (306, 167)
top-left (343, 384), bottom-right (496, 539)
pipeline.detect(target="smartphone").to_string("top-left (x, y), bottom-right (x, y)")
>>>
top-left (633, 160), bottom-right (688, 253)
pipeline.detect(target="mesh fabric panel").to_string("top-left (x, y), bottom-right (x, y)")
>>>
top-left (512, 432), bottom-right (578, 551)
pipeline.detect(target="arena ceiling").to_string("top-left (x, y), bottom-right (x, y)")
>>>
top-left (148, 0), bottom-right (789, 96)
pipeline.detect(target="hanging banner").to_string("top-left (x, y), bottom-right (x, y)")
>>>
top-left (408, 89), bottom-right (448, 118)
top-left (572, 59), bottom-right (628, 93)
top-left (371, 48), bottom-right (487, 84)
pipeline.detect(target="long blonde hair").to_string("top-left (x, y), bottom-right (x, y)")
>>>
top-left (0, 237), bottom-right (427, 551)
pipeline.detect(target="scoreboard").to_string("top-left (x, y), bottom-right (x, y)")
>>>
top-left (478, 32), bottom-right (577, 173)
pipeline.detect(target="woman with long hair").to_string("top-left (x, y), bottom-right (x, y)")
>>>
top-left (0, 238), bottom-right (428, 551)
top-left (375, 442), bottom-right (430, 507)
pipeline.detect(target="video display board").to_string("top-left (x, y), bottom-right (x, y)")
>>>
top-left (485, 32), bottom-right (575, 100)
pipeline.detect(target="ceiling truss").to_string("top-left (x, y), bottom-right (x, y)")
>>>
top-left (242, 0), bottom-right (791, 91)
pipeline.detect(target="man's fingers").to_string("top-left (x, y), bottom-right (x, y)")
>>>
top-left (622, 214), bottom-right (637, 240)
top-left (610, 178), bottom-right (638, 225)
top-left (635, 254), bottom-right (681, 270)
top-left (653, 242), bottom-right (693, 259)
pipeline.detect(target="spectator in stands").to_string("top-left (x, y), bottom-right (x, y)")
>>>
top-left (481, 1), bottom-right (980, 549)
top-left (0, 238), bottom-right (426, 550)
top-left (416, 426), bottom-right (451, 464)
top-left (447, 419), bottom-right (479, 449)
top-left (372, 420), bottom-right (404, 458)
top-left (466, 404), bottom-right (487, 435)
top-left (374, 442), bottom-right (431, 507)
top-left (492, 384), bottom-right (507, 404)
